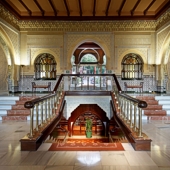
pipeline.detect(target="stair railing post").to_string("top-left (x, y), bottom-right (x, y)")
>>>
top-left (124, 99), bottom-right (127, 121)
top-left (29, 107), bottom-right (34, 138)
top-left (52, 96), bottom-right (55, 116)
top-left (119, 96), bottom-right (123, 117)
top-left (94, 76), bottom-right (95, 90)
top-left (81, 76), bottom-right (83, 90)
top-left (126, 100), bottom-right (129, 123)
top-left (49, 97), bottom-right (52, 119)
top-left (100, 76), bottom-right (101, 90)
top-left (74, 76), bottom-right (77, 90)
top-left (133, 103), bottom-right (137, 131)
top-left (138, 107), bottom-right (143, 137)
top-left (59, 82), bottom-right (63, 97)
top-left (54, 93), bottom-right (57, 109)
top-left (87, 76), bottom-right (89, 90)
top-left (48, 98), bottom-right (50, 120)
top-left (68, 76), bottom-right (71, 91)
top-left (44, 100), bottom-right (47, 123)
top-left (130, 101), bottom-right (133, 128)
top-left (121, 98), bottom-right (125, 119)
top-left (106, 77), bottom-right (108, 91)
top-left (117, 94), bottom-right (120, 110)
top-left (35, 103), bottom-right (39, 131)
top-left (40, 101), bottom-right (44, 125)
top-left (58, 86), bottom-right (61, 101)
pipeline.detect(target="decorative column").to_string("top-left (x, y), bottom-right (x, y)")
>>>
top-left (20, 65), bottom-right (24, 94)
top-left (166, 62), bottom-right (170, 93)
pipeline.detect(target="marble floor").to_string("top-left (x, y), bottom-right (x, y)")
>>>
top-left (0, 118), bottom-right (169, 170)
top-left (0, 92), bottom-right (170, 170)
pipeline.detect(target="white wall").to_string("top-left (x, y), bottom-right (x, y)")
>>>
top-left (65, 96), bottom-right (111, 120)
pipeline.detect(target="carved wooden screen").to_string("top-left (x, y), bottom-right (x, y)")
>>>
top-left (121, 53), bottom-right (143, 80)
top-left (34, 53), bottom-right (56, 80)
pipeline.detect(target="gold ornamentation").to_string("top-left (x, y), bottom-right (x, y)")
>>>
top-left (1, 4), bottom-right (170, 32)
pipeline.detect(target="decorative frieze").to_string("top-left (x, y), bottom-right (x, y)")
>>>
top-left (0, 5), bottom-right (165, 32)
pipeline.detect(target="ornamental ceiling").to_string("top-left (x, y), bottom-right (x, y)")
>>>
top-left (0, 0), bottom-right (169, 31)
top-left (0, 0), bottom-right (169, 21)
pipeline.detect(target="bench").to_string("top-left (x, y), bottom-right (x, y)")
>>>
top-left (124, 82), bottom-right (143, 93)
top-left (32, 82), bottom-right (51, 93)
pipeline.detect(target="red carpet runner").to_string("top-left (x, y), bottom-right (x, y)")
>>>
top-left (48, 138), bottom-right (124, 151)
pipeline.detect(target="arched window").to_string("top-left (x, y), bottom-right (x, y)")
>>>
top-left (80, 54), bottom-right (98, 63)
top-left (121, 53), bottom-right (143, 80)
top-left (34, 53), bottom-right (56, 80)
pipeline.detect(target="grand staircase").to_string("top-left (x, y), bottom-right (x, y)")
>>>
top-left (0, 96), bottom-right (38, 121)
top-left (135, 95), bottom-right (170, 120)
top-left (1, 94), bottom-right (170, 121)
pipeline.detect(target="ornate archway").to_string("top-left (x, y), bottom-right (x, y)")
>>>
top-left (68, 104), bottom-right (109, 137)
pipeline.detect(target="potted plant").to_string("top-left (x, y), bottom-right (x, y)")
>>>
top-left (85, 117), bottom-right (93, 138)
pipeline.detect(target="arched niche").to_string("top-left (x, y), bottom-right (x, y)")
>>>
top-left (31, 49), bottom-right (61, 74)
top-left (67, 37), bottom-right (111, 70)
top-left (68, 104), bottom-right (109, 137)
top-left (117, 49), bottom-right (147, 74)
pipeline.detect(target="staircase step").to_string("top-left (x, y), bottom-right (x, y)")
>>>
top-left (0, 96), bottom-right (19, 100)
top-left (2, 116), bottom-right (27, 121)
top-left (146, 100), bottom-right (159, 105)
top-left (155, 96), bottom-right (170, 100)
top-left (16, 100), bottom-right (27, 105)
top-left (0, 105), bottom-right (12, 110)
top-left (136, 96), bottom-right (155, 100)
top-left (143, 105), bottom-right (162, 110)
top-left (0, 100), bottom-right (16, 105)
top-left (19, 96), bottom-right (38, 101)
top-left (12, 105), bottom-right (27, 110)
top-left (162, 105), bottom-right (170, 109)
top-left (135, 95), bottom-right (168, 118)
top-left (158, 101), bottom-right (170, 105)
top-left (144, 110), bottom-right (167, 116)
top-left (0, 95), bottom-right (40, 120)
top-left (0, 110), bottom-right (7, 114)
top-left (7, 110), bottom-right (30, 116)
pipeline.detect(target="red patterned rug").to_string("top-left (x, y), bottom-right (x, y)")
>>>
top-left (66, 138), bottom-right (109, 143)
top-left (48, 138), bottom-right (124, 151)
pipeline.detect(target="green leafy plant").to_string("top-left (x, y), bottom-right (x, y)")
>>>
top-left (85, 118), bottom-right (92, 132)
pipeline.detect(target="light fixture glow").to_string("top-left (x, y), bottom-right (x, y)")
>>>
top-left (77, 152), bottom-right (101, 165)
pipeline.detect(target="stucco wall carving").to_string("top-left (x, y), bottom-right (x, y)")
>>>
top-left (0, 47), bottom-right (8, 91)
top-left (26, 34), bottom-right (63, 71)
top-left (18, 20), bottom-right (157, 32)
top-left (157, 25), bottom-right (170, 63)
top-left (0, 4), bottom-right (19, 30)
top-left (30, 48), bottom-right (61, 62)
top-left (0, 36), bottom-right (11, 65)
top-left (117, 48), bottom-right (148, 59)
top-left (116, 47), bottom-right (148, 72)
top-left (115, 34), bottom-right (151, 46)
top-left (0, 22), bottom-right (20, 63)
top-left (156, 8), bottom-right (170, 30)
top-left (65, 32), bottom-right (111, 69)
top-left (114, 34), bottom-right (150, 72)
top-left (27, 35), bottom-right (63, 46)
top-left (66, 32), bottom-right (111, 54)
